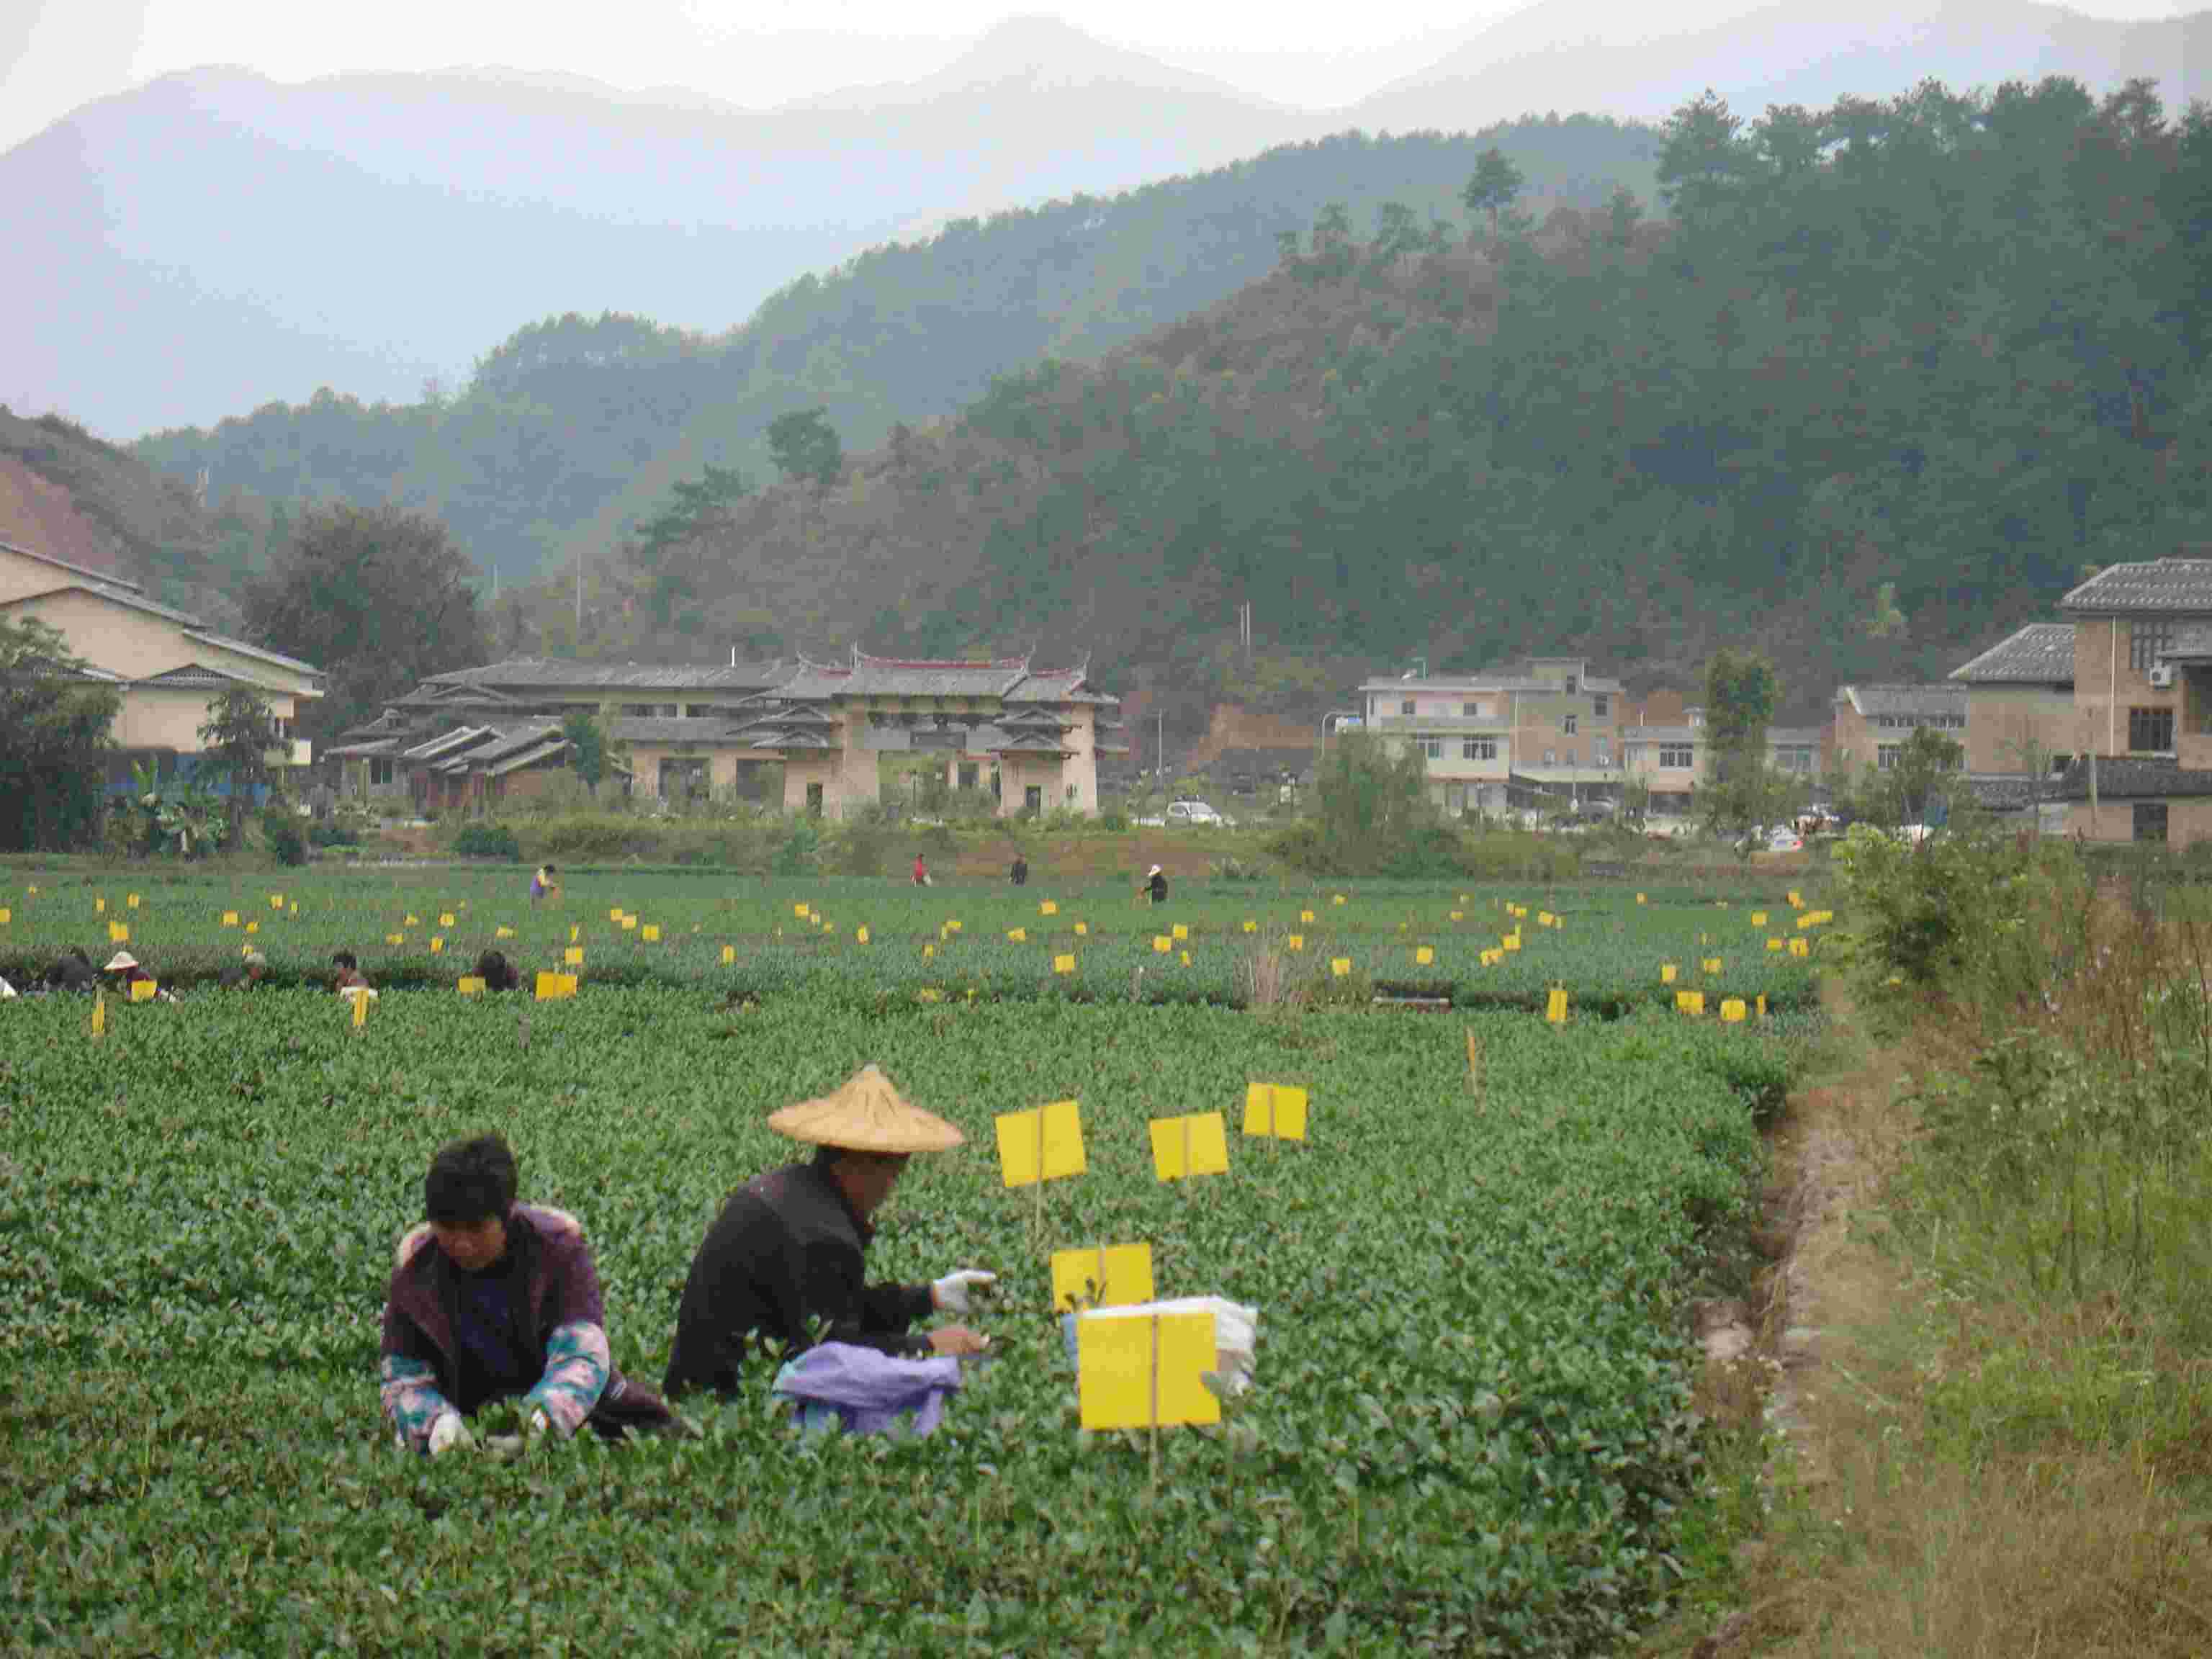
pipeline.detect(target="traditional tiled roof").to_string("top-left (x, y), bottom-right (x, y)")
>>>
top-left (324, 736), bottom-right (400, 759)
top-left (1949, 623), bottom-right (2077, 685)
top-left (2061, 555), bottom-right (2212, 614)
top-left (606, 716), bottom-right (752, 745)
top-left (400, 725), bottom-right (502, 763)
top-left (484, 737), bottom-right (570, 778)
top-left (459, 723), bottom-right (567, 768)
top-left (2163, 623), bottom-right (2212, 662)
top-left (418, 657), bottom-right (787, 693)
top-left (996, 709), bottom-right (1073, 729)
top-left (839, 652), bottom-right (1034, 699)
top-left (1961, 775), bottom-right (2051, 811)
top-left (1767, 727), bottom-right (1825, 747)
top-left (2055, 757), bottom-right (2212, 800)
top-left (1840, 684), bottom-right (1968, 718)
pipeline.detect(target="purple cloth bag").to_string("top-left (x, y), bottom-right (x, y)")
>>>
top-left (770, 1341), bottom-right (964, 1438)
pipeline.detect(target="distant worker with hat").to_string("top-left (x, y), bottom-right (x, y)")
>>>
top-left (1146, 864), bottom-right (1168, 905)
top-left (530, 863), bottom-right (559, 905)
top-left (662, 1065), bottom-right (994, 1401)
top-left (103, 950), bottom-right (176, 1002)
top-left (219, 948), bottom-right (269, 990)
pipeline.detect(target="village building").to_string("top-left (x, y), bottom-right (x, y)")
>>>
top-left (1, 537), bottom-right (322, 795)
top-left (1946, 622), bottom-right (2080, 774)
top-left (1356, 658), bottom-right (1625, 816)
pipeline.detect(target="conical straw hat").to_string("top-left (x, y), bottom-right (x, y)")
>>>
top-left (768, 1064), bottom-right (965, 1154)
top-left (104, 951), bottom-right (140, 972)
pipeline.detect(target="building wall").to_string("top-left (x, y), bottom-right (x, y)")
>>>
top-left (2074, 616), bottom-right (2186, 756)
top-left (1964, 685), bottom-right (2084, 773)
top-left (109, 684), bottom-right (304, 752)
top-left (2064, 796), bottom-right (2212, 849)
top-left (1623, 739), bottom-right (1707, 798)
top-left (0, 548), bottom-right (76, 603)
top-left (997, 751), bottom-right (1068, 818)
top-left (625, 742), bottom-right (748, 799)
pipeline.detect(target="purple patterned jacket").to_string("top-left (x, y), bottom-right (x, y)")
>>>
top-left (378, 1204), bottom-right (669, 1452)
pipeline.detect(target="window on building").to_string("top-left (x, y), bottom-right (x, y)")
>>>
top-left (369, 757), bottom-right (394, 787)
top-left (1462, 700), bottom-right (1492, 719)
top-left (1877, 745), bottom-right (1902, 770)
top-left (1594, 738), bottom-right (1611, 766)
top-left (2049, 752), bottom-right (2072, 775)
top-left (2128, 706), bottom-right (2175, 752)
top-left (958, 763), bottom-right (979, 791)
top-left (2130, 621), bottom-right (2176, 673)
top-left (1542, 748), bottom-right (1557, 765)
top-left (1593, 694), bottom-right (1609, 719)
top-left (1775, 745), bottom-right (1815, 773)
top-left (1659, 744), bottom-right (1694, 769)
top-left (1563, 749), bottom-right (1576, 766)
top-left (1463, 737), bottom-right (1497, 760)
top-left (1565, 675), bottom-right (1578, 694)
top-left (2134, 802), bottom-right (2169, 843)
top-left (1421, 737), bottom-right (1442, 760)
top-left (1688, 709), bottom-right (1705, 727)
top-left (1065, 783), bottom-right (1079, 804)
top-left (1401, 698), bottom-right (1416, 716)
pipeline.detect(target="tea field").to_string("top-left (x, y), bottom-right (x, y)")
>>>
top-left (0, 866), bottom-right (1823, 1015)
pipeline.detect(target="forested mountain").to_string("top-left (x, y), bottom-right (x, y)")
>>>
top-left (132, 121), bottom-right (1655, 588)
top-left (482, 78), bottom-right (2211, 731)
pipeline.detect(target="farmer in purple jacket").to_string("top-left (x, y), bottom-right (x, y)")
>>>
top-left (379, 1133), bottom-right (671, 1455)
top-left (662, 1065), bottom-right (994, 1401)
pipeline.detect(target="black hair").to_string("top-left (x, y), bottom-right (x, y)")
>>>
top-left (541, 863), bottom-right (557, 874)
top-left (424, 1134), bottom-right (518, 1226)
top-left (331, 950), bottom-right (357, 971)
top-left (473, 948), bottom-right (519, 991)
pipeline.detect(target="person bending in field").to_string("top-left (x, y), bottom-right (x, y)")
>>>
top-left (1146, 864), bottom-right (1168, 905)
top-left (44, 948), bottom-right (97, 994)
top-left (1008, 853), bottom-right (1028, 887)
top-left (662, 1066), bottom-right (993, 1402)
top-left (332, 950), bottom-right (374, 997)
top-left (379, 1133), bottom-right (674, 1456)
top-left (530, 863), bottom-right (559, 904)
top-left (219, 948), bottom-right (269, 990)
top-left (912, 853), bottom-right (931, 886)
top-left (472, 948), bottom-right (522, 992)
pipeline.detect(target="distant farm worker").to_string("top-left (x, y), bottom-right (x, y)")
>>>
top-left (1146, 864), bottom-right (1169, 905)
top-left (102, 950), bottom-right (176, 1002)
top-left (332, 950), bottom-right (374, 997)
top-left (1009, 853), bottom-right (1028, 887)
top-left (379, 1133), bottom-right (675, 1457)
top-left (45, 947), bottom-right (97, 994)
top-left (530, 863), bottom-right (559, 904)
top-left (472, 948), bottom-right (523, 992)
top-left (662, 1065), bottom-right (994, 1401)
top-left (912, 853), bottom-right (931, 886)
top-left (220, 948), bottom-right (269, 990)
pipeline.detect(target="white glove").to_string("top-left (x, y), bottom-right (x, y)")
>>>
top-left (931, 1269), bottom-right (997, 1313)
top-left (426, 1410), bottom-right (471, 1457)
top-left (528, 1408), bottom-right (550, 1438)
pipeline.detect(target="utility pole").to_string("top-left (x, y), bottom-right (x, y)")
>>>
top-left (1157, 710), bottom-right (1166, 784)
top-left (575, 544), bottom-right (583, 637)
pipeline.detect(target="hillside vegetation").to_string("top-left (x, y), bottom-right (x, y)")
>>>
top-left (482, 77), bottom-right (2211, 727)
top-left (131, 121), bottom-right (1655, 588)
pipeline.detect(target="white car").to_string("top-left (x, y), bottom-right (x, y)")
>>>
top-left (1143, 800), bottom-right (1232, 827)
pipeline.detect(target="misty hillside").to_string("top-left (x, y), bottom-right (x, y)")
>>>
top-left (481, 78), bottom-right (2211, 731)
top-left (132, 121), bottom-right (1655, 586)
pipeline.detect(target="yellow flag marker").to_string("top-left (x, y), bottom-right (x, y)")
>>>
top-left (1053, 953), bottom-right (1076, 974)
top-left (1720, 997), bottom-right (1748, 1022)
top-left (1331, 894), bottom-right (1346, 906)
top-left (1660, 963), bottom-right (1678, 984)
top-left (1790, 937), bottom-right (1810, 958)
top-left (1702, 956), bottom-right (1722, 974)
top-left (1172, 923), bottom-right (1189, 940)
top-left (127, 894), bottom-right (140, 909)
top-left (1767, 937), bottom-right (1784, 952)
top-left (439, 912), bottom-right (457, 927)
top-left (1241, 920), bottom-right (1256, 933)
top-left (621, 915), bottom-right (637, 932)
top-left (1416, 945), bottom-right (1434, 966)
top-left (642, 925), bottom-right (661, 942)
top-left (430, 938), bottom-right (444, 954)
top-left (405, 914), bottom-right (419, 926)
top-left (995, 1099), bottom-right (1086, 1187)
top-left (1300, 909), bottom-right (1316, 924)
top-left (130, 978), bottom-right (157, 1003)
top-left (565, 946), bottom-right (584, 966)
top-left (496, 926), bottom-right (516, 939)
top-left (1787, 891), bottom-right (1802, 908)
top-left (1546, 986), bottom-right (1570, 1024)
top-left (95, 896), bottom-right (105, 914)
top-left (1242, 1082), bottom-right (1308, 1141)
top-left (1449, 910), bottom-right (1463, 922)
top-left (91, 992), bottom-right (106, 1036)
top-left (1051, 1243), bottom-right (1154, 1311)
top-left (458, 976), bottom-right (486, 997)
top-left (1149, 1112), bottom-right (1229, 1181)
top-left (246, 921), bottom-right (258, 935)
top-left (109, 922), bottom-right (129, 943)
top-left (1152, 935), bottom-right (1172, 953)
top-left (1286, 934), bottom-right (1304, 951)
top-left (1040, 901), bottom-right (1058, 916)
top-left (534, 971), bottom-right (579, 1001)
top-left (1330, 957), bottom-right (1351, 978)
top-left (1078, 1309), bottom-right (1220, 1431)
top-left (1008, 927), bottom-right (1027, 943)
top-left (1074, 922), bottom-right (1088, 936)
top-left (721, 945), bottom-right (736, 965)
top-left (922, 943), bottom-right (935, 960)
top-left (386, 932), bottom-right (405, 946)
top-left (794, 904), bottom-right (809, 918)
top-left (1676, 989), bottom-right (1706, 1016)
top-left (570, 924), bottom-right (580, 943)
top-left (1636, 892), bottom-right (1647, 905)
top-left (1750, 911), bottom-right (1767, 927)
top-left (352, 989), bottom-right (369, 1028)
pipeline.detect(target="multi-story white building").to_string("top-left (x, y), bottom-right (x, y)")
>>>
top-left (1353, 658), bottom-right (1627, 815)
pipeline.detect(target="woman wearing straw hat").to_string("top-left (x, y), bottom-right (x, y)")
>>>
top-left (663, 1065), bottom-right (994, 1401)
top-left (103, 950), bottom-right (176, 1002)
top-left (1144, 864), bottom-right (1168, 905)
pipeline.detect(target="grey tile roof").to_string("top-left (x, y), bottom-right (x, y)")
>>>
top-left (419, 657), bottom-right (788, 692)
top-left (1843, 684), bottom-right (1968, 717)
top-left (1767, 727), bottom-right (1825, 746)
top-left (2164, 624), bottom-right (2212, 662)
top-left (840, 653), bottom-right (1034, 698)
top-left (1961, 775), bottom-right (2050, 810)
top-left (400, 726), bottom-right (500, 763)
top-left (485, 738), bottom-right (571, 778)
top-left (1948, 623), bottom-right (2077, 684)
top-left (2055, 757), bottom-right (2212, 800)
top-left (460, 723), bottom-right (567, 767)
top-left (183, 629), bottom-right (323, 680)
top-left (606, 716), bottom-right (750, 745)
top-left (2060, 556), bottom-right (2212, 614)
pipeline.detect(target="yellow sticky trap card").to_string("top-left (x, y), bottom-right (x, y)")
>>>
top-left (534, 971), bottom-right (578, 1001)
top-left (130, 979), bottom-right (157, 1003)
top-left (1152, 935), bottom-right (1172, 953)
top-left (91, 993), bottom-right (106, 1036)
top-left (1040, 901), bottom-right (1058, 916)
top-left (564, 946), bottom-right (584, 966)
top-left (351, 989), bottom-right (369, 1028)
top-left (621, 915), bottom-right (637, 931)
top-left (496, 926), bottom-right (515, 939)
top-left (1330, 957), bottom-right (1351, 978)
top-left (721, 944), bottom-right (736, 965)
top-left (127, 894), bottom-right (140, 909)
top-left (1750, 911), bottom-right (1767, 927)
top-left (1676, 989), bottom-right (1706, 1016)
top-left (642, 925), bottom-right (660, 942)
top-left (458, 976), bottom-right (486, 997)
top-left (994, 1099), bottom-right (1086, 1187)
top-left (1299, 909), bottom-right (1315, 924)
top-left (1241, 920), bottom-right (1256, 933)
top-left (109, 922), bottom-right (128, 943)
top-left (1149, 1112), bottom-right (1229, 1181)
top-left (439, 912), bottom-right (457, 927)
top-left (1243, 1082), bottom-right (1308, 1141)
top-left (1286, 934), bottom-right (1303, 951)
top-left (1660, 963), bottom-right (1678, 984)
top-left (1053, 953), bottom-right (1076, 974)
top-left (1416, 945), bottom-right (1434, 966)
top-left (1051, 1243), bottom-right (1154, 1312)
top-left (1546, 986), bottom-right (1569, 1024)
top-left (1078, 1308), bottom-right (1220, 1431)
top-left (1721, 997), bottom-right (1748, 1022)
top-left (1007, 927), bottom-right (1027, 943)
top-left (385, 932), bottom-right (404, 947)
top-left (1074, 922), bottom-right (1087, 936)
top-left (1172, 924), bottom-right (1189, 940)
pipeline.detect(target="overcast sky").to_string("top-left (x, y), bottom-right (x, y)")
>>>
top-left (3, 0), bottom-right (2194, 155)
